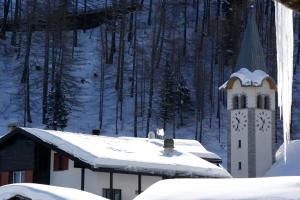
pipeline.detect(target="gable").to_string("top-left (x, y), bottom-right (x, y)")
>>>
top-left (0, 135), bottom-right (35, 172)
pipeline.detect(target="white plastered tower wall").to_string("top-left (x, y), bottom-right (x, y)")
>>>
top-left (227, 79), bottom-right (276, 178)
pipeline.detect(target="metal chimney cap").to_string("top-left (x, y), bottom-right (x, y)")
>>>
top-left (164, 138), bottom-right (174, 149)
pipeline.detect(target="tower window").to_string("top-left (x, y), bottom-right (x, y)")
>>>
top-left (238, 162), bottom-right (242, 170)
top-left (264, 96), bottom-right (270, 110)
top-left (238, 140), bottom-right (242, 148)
top-left (257, 95), bottom-right (263, 109)
top-left (232, 96), bottom-right (239, 109)
top-left (240, 95), bottom-right (247, 109)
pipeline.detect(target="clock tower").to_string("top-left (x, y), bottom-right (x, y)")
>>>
top-left (221, 6), bottom-right (276, 178)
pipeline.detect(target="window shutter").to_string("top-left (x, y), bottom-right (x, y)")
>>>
top-left (0, 172), bottom-right (9, 186)
top-left (54, 153), bottom-right (59, 171)
top-left (62, 156), bottom-right (69, 170)
top-left (25, 170), bottom-right (33, 183)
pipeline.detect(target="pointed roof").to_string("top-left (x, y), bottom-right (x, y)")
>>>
top-left (235, 7), bottom-right (267, 72)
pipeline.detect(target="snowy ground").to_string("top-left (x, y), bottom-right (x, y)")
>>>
top-left (265, 139), bottom-right (300, 176)
top-left (0, 183), bottom-right (108, 200)
top-left (134, 177), bottom-right (300, 200)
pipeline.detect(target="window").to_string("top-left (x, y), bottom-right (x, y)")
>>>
top-left (232, 96), bottom-right (239, 109)
top-left (103, 188), bottom-right (122, 200)
top-left (54, 153), bottom-right (69, 171)
top-left (257, 95), bottom-right (263, 109)
top-left (238, 140), bottom-right (242, 148)
top-left (240, 95), bottom-right (247, 109)
top-left (238, 162), bottom-right (242, 170)
top-left (264, 96), bottom-right (270, 110)
top-left (12, 171), bottom-right (25, 183)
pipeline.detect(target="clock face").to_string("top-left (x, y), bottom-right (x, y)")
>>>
top-left (256, 110), bottom-right (272, 133)
top-left (231, 111), bottom-right (247, 132)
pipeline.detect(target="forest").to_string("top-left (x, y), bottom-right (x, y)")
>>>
top-left (0, 0), bottom-right (299, 143)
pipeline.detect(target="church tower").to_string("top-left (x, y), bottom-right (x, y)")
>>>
top-left (221, 6), bottom-right (276, 178)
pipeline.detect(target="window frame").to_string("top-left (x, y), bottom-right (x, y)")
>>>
top-left (12, 171), bottom-right (26, 183)
top-left (257, 95), bottom-right (263, 109)
top-left (264, 95), bottom-right (270, 110)
top-left (240, 94), bottom-right (247, 109)
top-left (53, 153), bottom-right (69, 171)
top-left (103, 188), bottom-right (122, 200)
top-left (232, 95), bottom-right (239, 110)
top-left (238, 162), bottom-right (242, 170)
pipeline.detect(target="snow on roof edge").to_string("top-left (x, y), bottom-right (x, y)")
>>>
top-left (219, 68), bottom-right (275, 90)
top-left (0, 183), bottom-right (108, 200)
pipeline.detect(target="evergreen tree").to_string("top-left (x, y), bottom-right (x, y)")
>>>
top-left (176, 74), bottom-right (191, 126)
top-left (159, 62), bottom-right (177, 130)
top-left (46, 87), bottom-right (69, 130)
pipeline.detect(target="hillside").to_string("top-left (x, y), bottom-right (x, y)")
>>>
top-left (0, 0), bottom-right (298, 164)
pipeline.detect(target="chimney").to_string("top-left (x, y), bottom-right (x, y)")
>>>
top-left (148, 131), bottom-right (155, 139)
top-left (164, 138), bottom-right (174, 154)
top-left (92, 129), bottom-right (100, 135)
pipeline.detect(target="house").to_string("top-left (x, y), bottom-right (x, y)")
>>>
top-left (133, 176), bottom-right (300, 200)
top-left (0, 183), bottom-right (108, 200)
top-left (0, 127), bottom-right (230, 200)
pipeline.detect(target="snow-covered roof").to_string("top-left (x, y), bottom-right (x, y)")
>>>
top-left (219, 68), bottom-right (276, 90)
top-left (265, 140), bottom-right (300, 177)
top-left (9, 128), bottom-right (230, 178)
top-left (0, 183), bottom-right (108, 200)
top-left (134, 177), bottom-right (300, 200)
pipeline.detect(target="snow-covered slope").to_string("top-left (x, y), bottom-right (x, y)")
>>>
top-left (265, 139), bottom-right (300, 176)
top-left (134, 177), bottom-right (300, 200)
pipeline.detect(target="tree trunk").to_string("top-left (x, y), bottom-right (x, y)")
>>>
top-left (11, 0), bottom-right (20, 45)
top-left (0, 0), bottom-right (11, 40)
top-left (194, 0), bottom-right (199, 32)
top-left (133, 13), bottom-right (138, 137)
top-left (42, 0), bottom-right (51, 124)
top-left (147, 0), bottom-right (153, 25)
top-left (23, 0), bottom-right (37, 124)
top-left (183, 0), bottom-right (187, 56)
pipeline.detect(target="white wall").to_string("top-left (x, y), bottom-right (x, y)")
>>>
top-left (230, 109), bottom-right (249, 178)
top-left (84, 170), bottom-right (110, 196)
top-left (50, 151), bottom-right (81, 190)
top-left (255, 110), bottom-right (273, 177)
top-left (141, 176), bottom-right (162, 192)
top-left (49, 151), bottom-right (162, 200)
top-left (227, 79), bottom-right (275, 178)
top-left (113, 173), bottom-right (138, 200)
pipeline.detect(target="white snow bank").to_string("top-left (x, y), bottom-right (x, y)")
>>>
top-left (134, 177), bottom-right (300, 200)
top-left (0, 183), bottom-right (108, 200)
top-left (20, 128), bottom-right (230, 178)
top-left (265, 140), bottom-right (300, 177)
top-left (219, 68), bottom-right (272, 89)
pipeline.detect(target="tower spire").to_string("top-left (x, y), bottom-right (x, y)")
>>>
top-left (235, 3), bottom-right (267, 72)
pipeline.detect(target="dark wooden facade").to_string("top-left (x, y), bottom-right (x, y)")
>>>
top-left (0, 134), bottom-right (50, 185)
